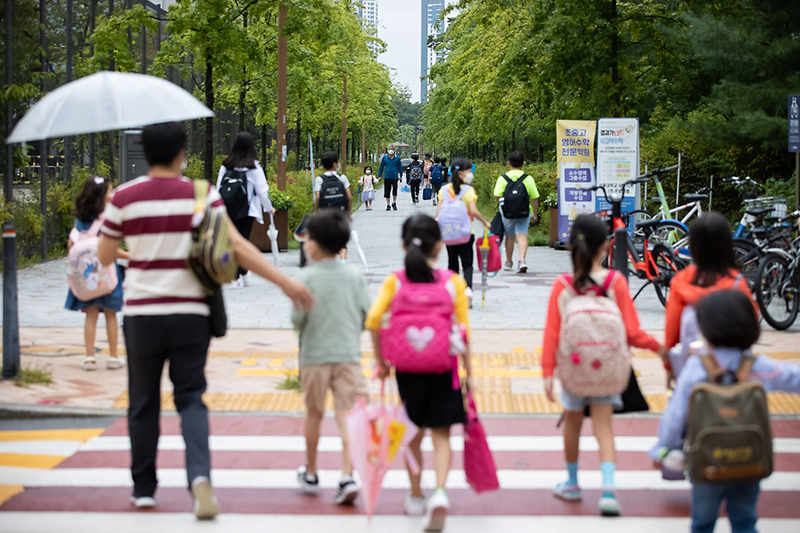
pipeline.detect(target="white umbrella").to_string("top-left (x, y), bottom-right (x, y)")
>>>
top-left (350, 230), bottom-right (369, 273)
top-left (6, 71), bottom-right (213, 143)
top-left (268, 213), bottom-right (280, 267)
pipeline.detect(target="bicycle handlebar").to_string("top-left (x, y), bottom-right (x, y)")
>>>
top-left (639, 165), bottom-right (678, 179)
top-left (723, 176), bottom-right (760, 186)
top-left (589, 176), bottom-right (646, 204)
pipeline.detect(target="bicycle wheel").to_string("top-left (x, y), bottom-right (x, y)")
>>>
top-left (628, 210), bottom-right (654, 246)
top-left (755, 253), bottom-right (799, 330)
top-left (731, 238), bottom-right (762, 288)
top-left (651, 243), bottom-right (685, 307)
top-left (651, 220), bottom-right (689, 256)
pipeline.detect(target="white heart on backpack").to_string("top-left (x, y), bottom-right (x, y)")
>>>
top-left (406, 326), bottom-right (435, 352)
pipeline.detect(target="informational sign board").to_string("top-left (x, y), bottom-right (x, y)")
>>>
top-left (596, 118), bottom-right (640, 218)
top-left (556, 120), bottom-right (597, 242)
top-left (789, 95), bottom-right (800, 153)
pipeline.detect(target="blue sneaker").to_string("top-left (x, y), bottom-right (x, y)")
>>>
top-left (599, 490), bottom-right (621, 516)
top-left (553, 481), bottom-right (582, 502)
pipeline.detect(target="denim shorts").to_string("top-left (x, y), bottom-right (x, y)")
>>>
top-left (502, 215), bottom-right (531, 236)
top-left (561, 390), bottom-right (623, 412)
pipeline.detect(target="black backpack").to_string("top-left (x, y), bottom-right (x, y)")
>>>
top-left (219, 169), bottom-right (249, 220)
top-left (409, 164), bottom-right (423, 182)
top-left (501, 173), bottom-right (530, 219)
top-left (318, 173), bottom-right (349, 211)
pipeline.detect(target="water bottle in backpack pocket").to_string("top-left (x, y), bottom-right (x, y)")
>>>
top-left (381, 270), bottom-right (457, 374)
top-left (556, 272), bottom-right (631, 397)
top-left (67, 218), bottom-right (119, 302)
top-left (437, 186), bottom-right (473, 245)
top-left (219, 169), bottom-right (249, 220)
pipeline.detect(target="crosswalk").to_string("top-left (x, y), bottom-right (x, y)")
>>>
top-left (2, 416), bottom-right (800, 532)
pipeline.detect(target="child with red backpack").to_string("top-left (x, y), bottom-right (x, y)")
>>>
top-left (367, 214), bottom-right (472, 533)
top-left (542, 215), bottom-right (667, 516)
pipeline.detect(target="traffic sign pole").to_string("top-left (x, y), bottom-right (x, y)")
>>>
top-left (3, 226), bottom-right (20, 379)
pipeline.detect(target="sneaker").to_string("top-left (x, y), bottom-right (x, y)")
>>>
top-left (553, 481), bottom-right (582, 502)
top-left (465, 287), bottom-right (473, 310)
top-left (404, 492), bottom-right (426, 516)
top-left (333, 474), bottom-right (359, 505)
top-left (229, 278), bottom-right (244, 289)
top-left (387, 205), bottom-right (392, 211)
top-left (130, 495), bottom-right (156, 508)
top-left (504, 262), bottom-right (513, 272)
top-left (517, 260), bottom-right (528, 274)
top-left (242, 272), bottom-right (252, 287)
top-left (297, 465), bottom-right (319, 494)
top-left (191, 476), bottom-right (220, 520)
top-left (392, 203), bottom-right (398, 211)
top-left (424, 488), bottom-right (450, 532)
top-left (81, 356), bottom-right (97, 371)
top-left (107, 356), bottom-right (125, 370)
top-left (599, 491), bottom-right (621, 516)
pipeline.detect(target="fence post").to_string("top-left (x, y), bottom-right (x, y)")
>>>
top-left (614, 227), bottom-right (629, 281)
top-left (3, 225), bottom-right (20, 379)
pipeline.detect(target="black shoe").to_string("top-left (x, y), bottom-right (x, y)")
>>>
top-left (386, 205), bottom-right (392, 211)
top-left (392, 203), bottom-right (398, 211)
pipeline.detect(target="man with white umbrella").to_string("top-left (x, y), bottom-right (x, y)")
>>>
top-left (96, 122), bottom-right (314, 520)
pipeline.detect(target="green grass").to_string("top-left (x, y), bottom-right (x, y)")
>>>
top-left (277, 371), bottom-right (301, 392)
top-left (1, 361), bottom-right (54, 387)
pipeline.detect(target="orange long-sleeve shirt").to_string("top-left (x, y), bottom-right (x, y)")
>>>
top-left (542, 270), bottom-right (661, 378)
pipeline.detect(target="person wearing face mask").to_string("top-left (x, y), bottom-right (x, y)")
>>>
top-left (378, 144), bottom-right (403, 211)
top-left (435, 158), bottom-right (491, 307)
top-left (358, 166), bottom-right (377, 211)
top-left (493, 151), bottom-right (539, 274)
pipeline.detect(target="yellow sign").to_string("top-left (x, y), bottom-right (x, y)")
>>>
top-left (556, 120), bottom-right (596, 164)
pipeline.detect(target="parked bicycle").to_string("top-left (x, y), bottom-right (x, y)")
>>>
top-left (754, 213), bottom-right (800, 330)
top-left (590, 176), bottom-right (686, 306)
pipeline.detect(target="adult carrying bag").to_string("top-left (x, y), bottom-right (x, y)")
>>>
top-left (501, 174), bottom-right (530, 219)
top-left (318, 173), bottom-right (349, 211)
top-left (437, 186), bottom-right (473, 245)
top-left (556, 272), bottom-right (631, 397)
top-left (686, 347), bottom-right (773, 484)
top-left (219, 169), bottom-right (249, 220)
top-left (187, 180), bottom-right (238, 291)
top-left (67, 218), bottom-right (119, 301)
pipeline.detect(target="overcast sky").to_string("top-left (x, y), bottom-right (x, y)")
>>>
top-left (376, 1), bottom-right (422, 102)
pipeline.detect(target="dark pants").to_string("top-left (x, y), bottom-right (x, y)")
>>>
top-left (232, 216), bottom-right (254, 277)
top-left (410, 179), bottom-right (422, 203)
top-left (446, 234), bottom-right (475, 289)
top-left (125, 314), bottom-right (211, 497)
top-left (383, 178), bottom-right (399, 200)
top-left (691, 481), bottom-right (760, 533)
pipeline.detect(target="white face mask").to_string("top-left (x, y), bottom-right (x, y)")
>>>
top-left (387, 150), bottom-right (395, 156)
top-left (366, 170), bottom-right (372, 174)
top-left (464, 172), bottom-right (474, 184)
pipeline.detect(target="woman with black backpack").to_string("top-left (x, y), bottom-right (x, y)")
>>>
top-left (217, 132), bottom-right (274, 287)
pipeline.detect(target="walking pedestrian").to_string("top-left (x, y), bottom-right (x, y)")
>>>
top-left (97, 122), bottom-right (314, 520)
top-left (315, 151), bottom-right (352, 261)
top-left (367, 214), bottom-right (473, 532)
top-left (406, 153), bottom-right (425, 205)
top-left (429, 157), bottom-right (444, 206)
top-left (423, 153), bottom-right (434, 183)
top-left (542, 215), bottom-right (666, 517)
top-left (664, 213), bottom-right (757, 378)
top-left (358, 166), bottom-right (377, 211)
top-left (65, 176), bottom-right (127, 372)
top-left (439, 158), bottom-right (448, 184)
top-left (652, 290), bottom-right (800, 533)
top-left (493, 151), bottom-right (539, 273)
top-left (217, 132), bottom-right (274, 288)
top-left (378, 144), bottom-right (403, 211)
top-left (436, 158), bottom-right (490, 308)
top-left (292, 210), bottom-right (371, 506)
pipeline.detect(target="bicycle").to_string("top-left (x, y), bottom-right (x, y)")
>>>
top-left (590, 177), bottom-right (686, 306)
top-left (754, 213), bottom-right (800, 330)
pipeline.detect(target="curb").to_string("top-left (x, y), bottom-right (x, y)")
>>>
top-left (0, 403), bottom-right (126, 419)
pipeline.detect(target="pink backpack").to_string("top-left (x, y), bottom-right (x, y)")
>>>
top-left (381, 269), bottom-right (457, 374)
top-left (556, 271), bottom-right (631, 397)
top-left (67, 218), bottom-right (119, 302)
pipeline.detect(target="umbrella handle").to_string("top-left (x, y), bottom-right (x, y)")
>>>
top-left (270, 212), bottom-right (275, 227)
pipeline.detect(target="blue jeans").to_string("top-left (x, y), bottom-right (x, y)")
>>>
top-left (691, 481), bottom-right (760, 533)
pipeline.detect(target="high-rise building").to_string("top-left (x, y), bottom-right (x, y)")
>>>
top-left (355, 1), bottom-right (380, 55)
top-left (421, 0), bottom-right (446, 104)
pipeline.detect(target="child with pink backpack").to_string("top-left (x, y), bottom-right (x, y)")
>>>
top-left (367, 214), bottom-right (472, 533)
top-left (541, 215), bottom-right (667, 516)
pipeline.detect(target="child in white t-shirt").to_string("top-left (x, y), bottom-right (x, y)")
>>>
top-left (358, 166), bottom-right (378, 211)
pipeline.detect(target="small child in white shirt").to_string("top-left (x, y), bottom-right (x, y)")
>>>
top-left (358, 166), bottom-right (378, 211)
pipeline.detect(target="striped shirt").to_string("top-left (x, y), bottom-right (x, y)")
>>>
top-left (100, 176), bottom-right (226, 317)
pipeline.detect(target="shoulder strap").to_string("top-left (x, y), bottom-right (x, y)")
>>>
top-left (193, 179), bottom-right (208, 216)
top-left (737, 354), bottom-right (756, 382)
top-left (558, 274), bottom-right (577, 296)
top-left (502, 174), bottom-right (511, 184)
top-left (601, 270), bottom-right (617, 293)
top-left (520, 173), bottom-right (529, 181)
top-left (700, 353), bottom-right (726, 383)
top-left (87, 217), bottom-right (105, 237)
top-left (734, 273), bottom-right (745, 289)
top-left (456, 185), bottom-right (471, 200)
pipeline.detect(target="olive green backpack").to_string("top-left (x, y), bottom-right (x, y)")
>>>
top-left (686, 347), bottom-right (773, 484)
top-left (187, 180), bottom-right (238, 290)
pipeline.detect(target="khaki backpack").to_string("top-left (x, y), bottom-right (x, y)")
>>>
top-left (187, 180), bottom-right (238, 291)
top-left (686, 346), bottom-right (773, 484)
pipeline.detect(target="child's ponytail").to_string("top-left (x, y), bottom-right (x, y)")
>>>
top-left (402, 214), bottom-right (442, 283)
top-left (569, 215), bottom-right (608, 289)
top-left (450, 158), bottom-right (472, 196)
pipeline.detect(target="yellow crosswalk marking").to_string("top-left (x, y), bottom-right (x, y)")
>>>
top-left (241, 358), bottom-right (259, 366)
top-left (0, 453), bottom-right (67, 469)
top-left (0, 429), bottom-right (104, 442)
top-left (267, 358), bottom-right (284, 367)
top-left (236, 369), bottom-right (298, 377)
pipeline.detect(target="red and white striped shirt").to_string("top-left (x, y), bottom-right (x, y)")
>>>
top-left (100, 176), bottom-right (226, 317)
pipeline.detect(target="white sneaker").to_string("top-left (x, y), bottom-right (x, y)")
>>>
top-left (191, 476), bottom-right (220, 520)
top-left (404, 492), bottom-right (426, 516)
top-left (297, 465), bottom-right (320, 494)
top-left (465, 287), bottom-right (473, 309)
top-left (81, 356), bottom-right (97, 371)
top-left (504, 262), bottom-right (513, 272)
top-left (424, 488), bottom-right (450, 532)
top-left (517, 260), bottom-right (528, 274)
top-left (242, 272), bottom-right (252, 287)
top-left (333, 474), bottom-right (359, 505)
top-left (130, 495), bottom-right (156, 508)
top-left (107, 356), bottom-right (125, 370)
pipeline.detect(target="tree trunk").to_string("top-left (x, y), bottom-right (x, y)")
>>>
top-left (261, 124), bottom-right (267, 167)
top-left (294, 114), bottom-right (301, 171)
top-left (204, 56), bottom-right (214, 182)
top-left (610, 0), bottom-right (620, 117)
top-left (511, 127), bottom-right (516, 153)
top-left (238, 10), bottom-right (247, 133)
